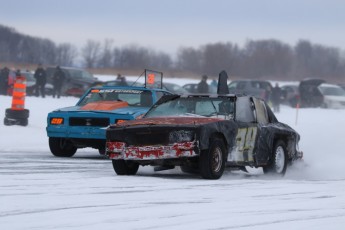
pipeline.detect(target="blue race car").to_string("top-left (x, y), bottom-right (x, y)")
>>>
top-left (46, 70), bottom-right (172, 157)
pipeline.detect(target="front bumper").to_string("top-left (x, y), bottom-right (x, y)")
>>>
top-left (107, 141), bottom-right (198, 160)
top-left (47, 125), bottom-right (106, 139)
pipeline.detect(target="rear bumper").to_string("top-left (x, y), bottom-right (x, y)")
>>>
top-left (107, 141), bottom-right (198, 160)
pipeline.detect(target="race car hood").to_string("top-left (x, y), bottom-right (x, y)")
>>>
top-left (107, 116), bottom-right (237, 151)
top-left (52, 105), bottom-right (147, 115)
top-left (114, 116), bottom-right (223, 127)
top-left (80, 101), bottom-right (128, 111)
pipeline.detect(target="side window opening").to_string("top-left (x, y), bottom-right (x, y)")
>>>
top-left (235, 97), bottom-right (255, 123)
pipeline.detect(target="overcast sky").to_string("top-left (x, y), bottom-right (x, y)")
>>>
top-left (1, 0), bottom-right (344, 55)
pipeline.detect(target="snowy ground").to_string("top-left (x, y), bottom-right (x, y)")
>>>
top-left (1, 77), bottom-right (345, 230)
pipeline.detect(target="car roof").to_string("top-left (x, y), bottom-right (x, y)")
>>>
top-left (91, 85), bottom-right (170, 92)
top-left (318, 83), bottom-right (343, 88)
top-left (281, 84), bottom-right (298, 88)
top-left (229, 79), bottom-right (271, 83)
top-left (46, 66), bottom-right (88, 71)
top-left (177, 93), bottom-right (245, 99)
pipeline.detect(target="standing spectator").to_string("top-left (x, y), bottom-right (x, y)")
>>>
top-left (119, 76), bottom-right (128, 86)
top-left (271, 83), bottom-right (282, 113)
top-left (34, 63), bottom-right (47, 98)
top-left (197, 74), bottom-right (209, 93)
top-left (0, 66), bottom-right (10, 95)
top-left (52, 66), bottom-right (65, 98)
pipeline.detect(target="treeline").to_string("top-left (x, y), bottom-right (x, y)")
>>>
top-left (1, 24), bottom-right (344, 81)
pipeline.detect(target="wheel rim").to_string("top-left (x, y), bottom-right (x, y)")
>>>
top-left (275, 146), bottom-right (285, 173)
top-left (212, 147), bottom-right (223, 173)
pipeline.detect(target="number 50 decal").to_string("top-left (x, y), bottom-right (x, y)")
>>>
top-left (229, 127), bottom-right (257, 162)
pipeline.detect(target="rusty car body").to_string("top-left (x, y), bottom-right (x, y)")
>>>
top-left (106, 93), bottom-right (303, 179)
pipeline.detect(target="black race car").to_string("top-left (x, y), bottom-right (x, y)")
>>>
top-left (106, 72), bottom-right (303, 179)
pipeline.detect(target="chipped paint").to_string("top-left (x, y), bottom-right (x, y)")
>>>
top-left (114, 117), bottom-right (222, 127)
top-left (107, 141), bottom-right (197, 160)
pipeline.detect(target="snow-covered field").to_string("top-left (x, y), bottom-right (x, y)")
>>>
top-left (1, 77), bottom-right (345, 230)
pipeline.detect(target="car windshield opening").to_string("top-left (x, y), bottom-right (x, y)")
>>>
top-left (78, 89), bottom-right (152, 107)
top-left (145, 97), bottom-right (235, 119)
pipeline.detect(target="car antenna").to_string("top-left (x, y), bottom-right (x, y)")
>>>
top-left (131, 70), bottom-right (146, 87)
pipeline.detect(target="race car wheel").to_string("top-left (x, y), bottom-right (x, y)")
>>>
top-left (49, 137), bottom-right (77, 157)
top-left (263, 140), bottom-right (287, 175)
top-left (112, 160), bottom-right (139, 175)
top-left (98, 148), bottom-right (106, 155)
top-left (180, 164), bottom-right (199, 174)
top-left (199, 138), bottom-right (226, 179)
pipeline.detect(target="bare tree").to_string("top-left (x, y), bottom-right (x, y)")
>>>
top-left (56, 43), bottom-right (78, 66)
top-left (294, 40), bottom-right (343, 79)
top-left (149, 51), bottom-right (173, 70)
top-left (113, 45), bottom-right (151, 69)
top-left (176, 47), bottom-right (202, 73)
top-left (242, 39), bottom-right (292, 79)
top-left (200, 42), bottom-right (240, 76)
top-left (98, 39), bottom-right (113, 68)
top-left (81, 40), bottom-right (101, 68)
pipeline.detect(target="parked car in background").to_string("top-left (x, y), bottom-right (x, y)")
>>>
top-left (46, 67), bottom-right (98, 97)
top-left (228, 80), bottom-right (272, 102)
top-left (163, 82), bottom-right (189, 94)
top-left (337, 83), bottom-right (345, 91)
top-left (317, 83), bottom-right (345, 109)
top-left (100, 79), bottom-right (141, 87)
top-left (101, 79), bottom-right (188, 95)
top-left (22, 71), bottom-right (53, 96)
top-left (299, 78), bottom-right (325, 108)
top-left (183, 83), bottom-right (217, 94)
top-left (280, 84), bottom-right (300, 107)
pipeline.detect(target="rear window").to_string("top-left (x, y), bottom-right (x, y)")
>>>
top-left (251, 81), bottom-right (272, 90)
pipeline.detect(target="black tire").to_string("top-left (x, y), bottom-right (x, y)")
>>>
top-left (5, 109), bottom-right (29, 119)
top-left (49, 137), bottom-right (77, 157)
top-left (4, 117), bottom-right (12, 126)
top-left (3, 117), bottom-right (28, 126)
top-left (98, 148), bottom-right (106, 155)
top-left (263, 140), bottom-right (288, 175)
top-left (199, 138), bottom-right (226, 179)
top-left (112, 159), bottom-right (139, 175)
top-left (18, 118), bottom-right (28, 126)
top-left (180, 165), bottom-right (199, 174)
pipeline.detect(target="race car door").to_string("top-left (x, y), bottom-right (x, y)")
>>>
top-left (228, 96), bottom-right (258, 165)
